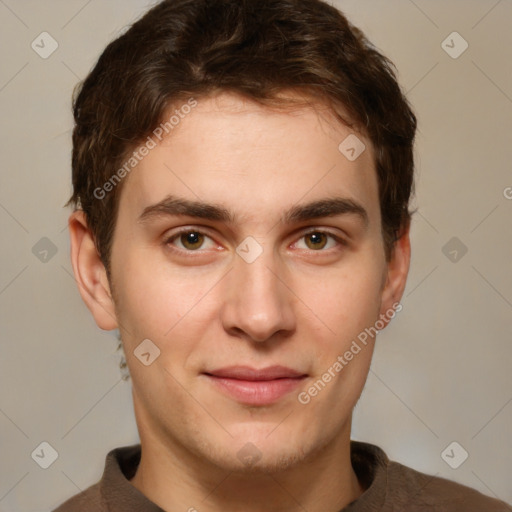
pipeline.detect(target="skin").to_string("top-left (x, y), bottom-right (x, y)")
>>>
top-left (69, 91), bottom-right (410, 512)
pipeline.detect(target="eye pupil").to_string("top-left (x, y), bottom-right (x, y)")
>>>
top-left (181, 232), bottom-right (204, 249)
top-left (306, 232), bottom-right (327, 250)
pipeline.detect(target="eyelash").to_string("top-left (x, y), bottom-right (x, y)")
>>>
top-left (164, 227), bottom-right (347, 254)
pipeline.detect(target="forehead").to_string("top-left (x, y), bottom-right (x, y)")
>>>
top-left (118, 92), bottom-right (379, 227)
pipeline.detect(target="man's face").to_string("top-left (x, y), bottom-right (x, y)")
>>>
top-left (103, 92), bottom-right (405, 471)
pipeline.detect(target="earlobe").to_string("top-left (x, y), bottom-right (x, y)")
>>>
top-left (379, 225), bottom-right (411, 325)
top-left (68, 210), bottom-right (118, 331)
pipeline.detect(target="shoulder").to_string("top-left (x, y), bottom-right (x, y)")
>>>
top-left (386, 459), bottom-right (512, 511)
top-left (52, 444), bottom-right (142, 512)
top-left (349, 441), bottom-right (511, 512)
top-left (52, 482), bottom-right (104, 512)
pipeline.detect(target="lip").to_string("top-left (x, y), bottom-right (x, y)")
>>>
top-left (203, 365), bottom-right (307, 406)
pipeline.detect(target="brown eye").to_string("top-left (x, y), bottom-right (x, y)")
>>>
top-left (304, 232), bottom-right (328, 250)
top-left (294, 230), bottom-right (343, 252)
top-left (165, 228), bottom-right (220, 257)
top-left (179, 231), bottom-right (205, 250)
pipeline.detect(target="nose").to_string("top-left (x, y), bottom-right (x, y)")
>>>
top-left (220, 246), bottom-right (296, 343)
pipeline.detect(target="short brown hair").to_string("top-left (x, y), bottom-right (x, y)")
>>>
top-left (67, 0), bottom-right (416, 272)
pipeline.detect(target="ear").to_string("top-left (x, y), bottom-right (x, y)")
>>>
top-left (68, 210), bottom-right (118, 331)
top-left (378, 224), bottom-right (411, 326)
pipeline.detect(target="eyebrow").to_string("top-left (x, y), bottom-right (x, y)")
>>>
top-left (138, 195), bottom-right (369, 227)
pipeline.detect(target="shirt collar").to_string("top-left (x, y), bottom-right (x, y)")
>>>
top-left (100, 444), bottom-right (164, 511)
top-left (98, 441), bottom-right (388, 511)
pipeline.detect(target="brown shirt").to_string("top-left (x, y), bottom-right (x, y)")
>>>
top-left (53, 441), bottom-right (511, 511)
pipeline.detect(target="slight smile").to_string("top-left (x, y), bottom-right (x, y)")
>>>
top-left (203, 366), bottom-right (308, 406)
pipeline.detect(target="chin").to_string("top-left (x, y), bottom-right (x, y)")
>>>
top-left (210, 443), bottom-right (310, 475)
top-left (236, 450), bottom-right (309, 474)
top-left (196, 425), bottom-right (326, 475)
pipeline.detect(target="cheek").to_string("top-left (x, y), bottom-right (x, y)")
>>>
top-left (112, 250), bottom-right (221, 353)
top-left (295, 261), bottom-right (383, 426)
top-left (299, 255), bottom-right (386, 350)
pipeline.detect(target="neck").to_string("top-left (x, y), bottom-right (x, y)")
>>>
top-left (130, 424), bottom-right (364, 512)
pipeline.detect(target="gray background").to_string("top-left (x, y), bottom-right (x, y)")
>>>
top-left (0, 0), bottom-right (511, 510)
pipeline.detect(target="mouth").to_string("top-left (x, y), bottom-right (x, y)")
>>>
top-left (202, 365), bottom-right (308, 406)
